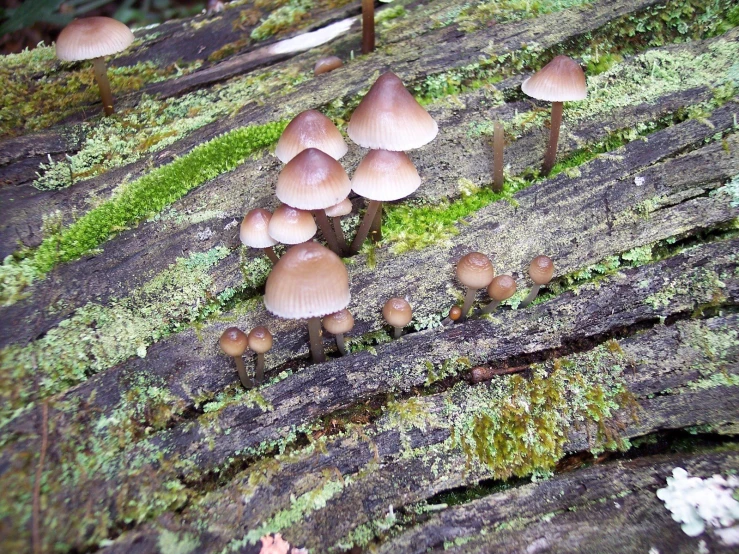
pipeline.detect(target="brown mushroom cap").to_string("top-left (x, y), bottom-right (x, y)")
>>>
top-left (56, 17), bottom-right (134, 61)
top-left (488, 274), bottom-right (517, 301)
top-left (529, 255), bottom-right (554, 285)
top-left (276, 148), bottom-right (352, 210)
top-left (268, 204), bottom-right (317, 244)
top-left (275, 110), bottom-right (348, 163)
top-left (323, 309), bottom-right (354, 335)
top-left (521, 55), bottom-right (587, 102)
top-left (351, 149), bottom-right (421, 202)
top-left (456, 252), bottom-right (495, 289)
top-left (264, 242), bottom-right (350, 319)
top-left (248, 326), bottom-right (273, 354)
top-left (382, 297), bottom-right (413, 328)
top-left (347, 71), bottom-right (438, 151)
top-left (219, 327), bottom-right (248, 357)
top-left (449, 306), bottom-right (462, 321)
top-left (324, 198), bottom-right (353, 218)
top-left (240, 208), bottom-right (278, 248)
top-left (314, 56), bottom-right (343, 76)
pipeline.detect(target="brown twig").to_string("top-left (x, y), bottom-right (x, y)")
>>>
top-left (33, 401), bottom-right (49, 554)
top-left (470, 365), bottom-right (529, 383)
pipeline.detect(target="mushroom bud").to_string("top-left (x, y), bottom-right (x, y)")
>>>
top-left (240, 208), bottom-right (280, 264)
top-left (323, 309), bottom-right (354, 355)
top-left (456, 252), bottom-right (494, 321)
top-left (481, 274), bottom-right (517, 314)
top-left (248, 326), bottom-right (273, 385)
top-left (449, 306), bottom-right (462, 321)
top-left (314, 56), bottom-right (343, 76)
top-left (519, 255), bottom-right (554, 308)
top-left (383, 298), bottom-right (412, 339)
top-left (219, 327), bottom-right (251, 389)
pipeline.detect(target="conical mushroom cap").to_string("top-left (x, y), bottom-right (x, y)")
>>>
top-left (323, 309), bottom-right (354, 334)
top-left (268, 205), bottom-right (317, 244)
top-left (351, 150), bottom-right (421, 202)
top-left (276, 148), bottom-right (352, 211)
top-left (240, 208), bottom-right (278, 248)
top-left (382, 297), bottom-right (413, 328)
top-left (265, 242), bottom-right (350, 319)
top-left (56, 17), bottom-right (134, 61)
top-left (347, 72), bottom-right (438, 151)
top-left (325, 198), bottom-right (353, 218)
top-left (521, 55), bottom-right (587, 102)
top-left (275, 110), bottom-right (348, 163)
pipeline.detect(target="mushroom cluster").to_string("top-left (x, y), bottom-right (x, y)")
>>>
top-left (219, 326), bottom-right (273, 388)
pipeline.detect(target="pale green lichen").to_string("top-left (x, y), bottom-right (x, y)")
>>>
top-left (251, 0), bottom-right (313, 41)
top-left (158, 530), bottom-right (200, 554)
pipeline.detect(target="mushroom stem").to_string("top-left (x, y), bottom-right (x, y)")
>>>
top-left (369, 202), bottom-right (383, 243)
top-left (335, 333), bottom-right (347, 355)
top-left (543, 101), bottom-right (563, 175)
top-left (361, 0), bottom-right (375, 55)
top-left (350, 200), bottom-right (381, 254)
top-left (234, 356), bottom-right (252, 389)
top-left (481, 299), bottom-right (501, 315)
top-left (307, 317), bottom-right (326, 363)
top-left (92, 57), bottom-right (114, 116)
top-left (393, 326), bottom-right (402, 339)
top-left (493, 121), bottom-right (504, 192)
top-left (314, 210), bottom-right (342, 256)
top-left (255, 353), bottom-right (265, 384)
top-left (263, 247), bottom-right (279, 264)
top-left (332, 217), bottom-right (348, 254)
top-left (519, 284), bottom-right (541, 308)
top-left (459, 287), bottom-right (477, 321)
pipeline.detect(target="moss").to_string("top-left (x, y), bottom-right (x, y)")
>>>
top-left (426, 357), bottom-right (472, 387)
top-left (158, 530), bottom-right (200, 554)
top-left (452, 0), bottom-right (593, 33)
top-left (250, 0), bottom-right (313, 41)
top-left (644, 267), bottom-right (726, 310)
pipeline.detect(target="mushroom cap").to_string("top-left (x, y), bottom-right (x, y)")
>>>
top-left (325, 197), bottom-right (353, 218)
top-left (529, 255), bottom-right (554, 285)
top-left (521, 55), bottom-right (587, 102)
top-left (314, 56), bottom-right (343, 76)
top-left (219, 327), bottom-right (248, 357)
top-left (56, 17), bottom-right (134, 62)
top-left (276, 148), bottom-right (352, 211)
top-left (449, 306), bottom-right (462, 321)
top-left (456, 252), bottom-right (494, 289)
top-left (240, 208), bottom-right (278, 248)
top-left (488, 274), bottom-right (517, 301)
top-left (351, 149), bottom-right (421, 202)
top-left (268, 205), bottom-right (317, 244)
top-left (248, 326), bottom-right (273, 354)
top-left (275, 110), bottom-right (348, 163)
top-left (347, 71), bottom-right (438, 151)
top-left (264, 242), bottom-right (350, 319)
top-left (323, 309), bottom-right (354, 335)
top-left (382, 297), bottom-right (413, 328)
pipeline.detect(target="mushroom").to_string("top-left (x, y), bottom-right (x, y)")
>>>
top-left (240, 208), bottom-right (280, 264)
top-left (519, 255), bottom-right (554, 308)
top-left (55, 17), bottom-right (134, 116)
top-left (314, 56), bottom-right (343, 76)
top-left (323, 309), bottom-right (354, 355)
top-left (276, 148), bottom-right (351, 256)
top-left (268, 204), bottom-right (317, 246)
top-left (248, 326), bottom-right (273, 385)
top-left (325, 198), bottom-right (353, 254)
top-left (456, 252), bottom-right (494, 321)
top-left (219, 327), bottom-right (251, 389)
top-left (361, 0), bottom-right (375, 54)
top-left (449, 306), bottom-right (462, 321)
top-left (264, 242), bottom-right (350, 363)
top-left (521, 55), bottom-right (587, 175)
top-left (493, 121), bottom-right (504, 192)
top-left (275, 110), bottom-right (348, 163)
top-left (481, 274), bottom-right (517, 314)
top-left (383, 297), bottom-right (413, 339)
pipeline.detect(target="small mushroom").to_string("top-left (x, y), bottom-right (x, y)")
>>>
top-left (268, 204), bottom-right (317, 246)
top-left (325, 198), bottom-right (353, 254)
top-left (493, 121), bottom-right (504, 192)
top-left (383, 297), bottom-right (412, 339)
top-left (314, 56), bottom-right (343, 76)
top-left (275, 110), bottom-right (347, 163)
top-left (361, 0), bottom-right (375, 54)
top-left (519, 255), bottom-right (554, 308)
top-left (449, 306), bottom-right (462, 321)
top-left (456, 252), bottom-right (495, 321)
top-left (481, 274), bottom-right (517, 314)
top-left (219, 327), bottom-right (251, 389)
top-left (248, 326), bottom-right (273, 385)
top-left (240, 208), bottom-right (280, 263)
top-left (323, 309), bottom-right (354, 355)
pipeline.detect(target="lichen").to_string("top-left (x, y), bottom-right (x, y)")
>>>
top-left (250, 0), bottom-right (313, 41)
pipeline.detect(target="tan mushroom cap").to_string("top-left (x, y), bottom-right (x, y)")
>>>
top-left (275, 110), bottom-right (348, 163)
top-left (268, 205), bottom-right (317, 244)
top-left (488, 274), bottom-right (517, 301)
top-left (347, 71), bottom-right (438, 151)
top-left (457, 252), bottom-right (494, 289)
top-left (248, 326), bottom-right (273, 354)
top-left (325, 197), bottom-right (353, 218)
top-left (351, 150), bottom-right (421, 202)
top-left (449, 306), bottom-right (462, 321)
top-left (240, 208), bottom-right (278, 248)
top-left (264, 242), bottom-right (350, 319)
top-left (323, 309), bottom-right (354, 335)
top-left (521, 55), bottom-right (587, 103)
top-left (56, 17), bottom-right (134, 62)
top-left (529, 255), bottom-right (554, 285)
top-left (314, 56), bottom-right (343, 76)
top-left (382, 297), bottom-right (413, 328)
top-left (219, 327), bottom-right (248, 357)
top-left (276, 148), bottom-right (352, 211)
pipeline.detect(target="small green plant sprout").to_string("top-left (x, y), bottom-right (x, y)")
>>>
top-left (55, 17), bottom-right (134, 116)
top-left (383, 297), bottom-right (413, 339)
top-left (520, 255), bottom-right (555, 308)
top-left (493, 121), bottom-right (504, 192)
top-left (521, 55), bottom-right (587, 175)
top-left (241, 208), bottom-right (280, 264)
top-left (481, 274), bottom-right (517, 314)
top-left (314, 55), bottom-right (343, 76)
top-left (274, 109), bottom-right (348, 163)
top-left (248, 326), bottom-right (273, 385)
top-left (456, 252), bottom-right (495, 321)
top-left (323, 309), bottom-right (355, 355)
top-left (220, 327), bottom-right (252, 389)
top-left (325, 197), bottom-right (353, 254)
top-left (268, 204), bottom-right (317, 246)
